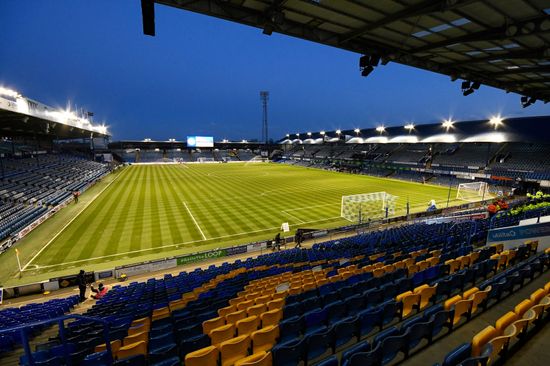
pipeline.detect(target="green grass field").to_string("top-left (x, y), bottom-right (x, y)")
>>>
top-left (2, 163), bottom-right (466, 284)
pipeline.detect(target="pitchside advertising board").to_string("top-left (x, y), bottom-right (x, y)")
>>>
top-left (486, 217), bottom-right (550, 252)
top-left (186, 136), bottom-right (214, 148)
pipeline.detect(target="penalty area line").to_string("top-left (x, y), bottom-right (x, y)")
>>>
top-left (183, 202), bottom-right (207, 240)
top-left (21, 168), bottom-right (128, 272)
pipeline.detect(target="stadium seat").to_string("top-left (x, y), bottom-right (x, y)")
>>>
top-left (260, 309), bottom-right (283, 328)
top-left (210, 324), bottom-right (236, 346)
top-left (220, 335), bottom-right (251, 366)
top-left (251, 325), bottom-right (279, 353)
top-left (203, 317), bottom-right (226, 334)
top-left (237, 316), bottom-right (260, 336)
top-left (185, 346), bottom-right (219, 366)
top-left (234, 351), bottom-right (272, 366)
top-left (117, 341), bottom-right (147, 360)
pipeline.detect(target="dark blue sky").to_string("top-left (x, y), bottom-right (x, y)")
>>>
top-left (1, 0), bottom-right (548, 141)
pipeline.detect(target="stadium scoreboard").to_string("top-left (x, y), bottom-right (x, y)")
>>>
top-left (187, 136), bottom-right (214, 148)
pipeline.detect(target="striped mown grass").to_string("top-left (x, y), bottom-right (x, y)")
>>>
top-left (18, 163), bottom-right (465, 279)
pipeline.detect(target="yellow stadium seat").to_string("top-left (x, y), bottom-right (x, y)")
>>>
top-left (127, 323), bottom-right (149, 336)
top-left (414, 284), bottom-right (436, 310)
top-left (444, 295), bottom-right (462, 311)
top-left (219, 305), bottom-right (238, 318)
top-left (495, 311), bottom-right (518, 334)
top-left (417, 261), bottom-right (429, 271)
top-left (271, 291), bottom-right (287, 300)
top-left (288, 286), bottom-right (301, 295)
top-left (130, 317), bottom-right (150, 328)
top-left (255, 295), bottom-right (272, 305)
top-left (472, 325), bottom-right (498, 357)
top-left (406, 265), bottom-right (419, 276)
top-left (210, 324), bottom-right (236, 346)
top-left (251, 325), bottom-right (279, 353)
top-left (94, 339), bottom-right (121, 357)
top-left (237, 316), bottom-right (260, 336)
top-left (427, 257), bottom-right (439, 267)
top-left (235, 351), bottom-right (272, 366)
top-left (230, 297), bottom-right (246, 306)
top-left (123, 331), bottom-right (148, 346)
top-left (237, 300), bottom-right (255, 311)
top-left (260, 309), bottom-right (283, 327)
top-left (487, 325), bottom-right (517, 364)
top-left (245, 292), bottom-right (261, 301)
top-left (451, 299), bottom-right (473, 326)
top-left (203, 317), bottom-right (226, 335)
top-left (492, 244), bottom-right (503, 254)
top-left (247, 304), bottom-right (267, 318)
top-left (530, 288), bottom-right (547, 304)
top-left (302, 282), bottom-right (316, 292)
top-left (169, 299), bottom-right (185, 312)
top-left (514, 299), bottom-right (533, 317)
top-left (117, 341), bottom-right (147, 360)
top-left (400, 293), bottom-right (420, 319)
top-left (462, 287), bottom-right (479, 300)
top-left (460, 255), bottom-right (471, 269)
top-left (152, 307), bottom-right (170, 322)
top-left (226, 310), bottom-right (248, 325)
top-left (185, 345), bottom-right (219, 366)
top-left (267, 298), bottom-right (285, 311)
top-left (469, 287), bottom-right (490, 314)
top-left (373, 268), bottom-right (385, 278)
top-left (469, 251), bottom-right (480, 264)
top-left (220, 335), bottom-right (251, 366)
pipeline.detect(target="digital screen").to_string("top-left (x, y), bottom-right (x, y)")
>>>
top-left (187, 136), bottom-right (214, 148)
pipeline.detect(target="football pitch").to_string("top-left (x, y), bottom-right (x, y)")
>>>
top-left (8, 163), bottom-right (465, 283)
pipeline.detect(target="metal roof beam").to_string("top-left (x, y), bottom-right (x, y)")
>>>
top-left (339, 0), bottom-right (479, 44)
top-left (488, 66), bottom-right (550, 76)
top-left (410, 15), bottom-right (550, 54)
top-left (451, 47), bottom-right (549, 66)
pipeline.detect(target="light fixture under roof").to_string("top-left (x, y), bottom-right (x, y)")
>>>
top-left (489, 115), bottom-right (503, 127)
top-left (320, 131), bottom-right (325, 135)
top-left (307, 132), bottom-right (312, 136)
top-left (336, 129), bottom-right (341, 135)
top-left (442, 119), bottom-right (454, 129)
top-left (376, 126), bottom-right (385, 133)
top-left (404, 123), bottom-right (415, 130)
top-left (354, 128), bottom-right (360, 133)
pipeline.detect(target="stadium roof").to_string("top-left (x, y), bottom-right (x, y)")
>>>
top-left (150, 0), bottom-right (550, 103)
top-left (280, 115), bottom-right (550, 144)
top-left (0, 87), bottom-right (109, 139)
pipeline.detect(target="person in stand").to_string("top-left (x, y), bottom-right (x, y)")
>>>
top-left (90, 283), bottom-right (109, 300)
top-left (76, 269), bottom-right (87, 302)
top-left (73, 191), bottom-right (79, 203)
top-left (274, 232), bottom-right (281, 251)
top-left (295, 229), bottom-right (303, 248)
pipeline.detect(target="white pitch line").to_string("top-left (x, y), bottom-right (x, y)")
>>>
top-left (26, 215), bottom-right (343, 270)
top-left (183, 202), bottom-right (207, 240)
top-left (21, 168), bottom-right (128, 271)
top-left (281, 210), bottom-right (305, 224)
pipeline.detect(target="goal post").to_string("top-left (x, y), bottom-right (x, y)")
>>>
top-left (456, 181), bottom-right (489, 202)
top-left (341, 192), bottom-right (399, 223)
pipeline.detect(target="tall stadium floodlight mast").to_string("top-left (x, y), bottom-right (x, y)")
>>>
top-left (260, 91), bottom-right (269, 148)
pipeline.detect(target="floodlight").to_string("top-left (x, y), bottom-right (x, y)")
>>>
top-left (307, 132), bottom-right (312, 136)
top-left (442, 120), bottom-right (454, 129)
top-left (0, 86), bottom-right (21, 98)
top-left (285, 133), bottom-right (290, 137)
top-left (489, 115), bottom-right (503, 127)
top-left (354, 128), bottom-right (360, 135)
top-left (463, 88), bottom-right (475, 96)
top-left (295, 133), bottom-right (300, 137)
top-left (361, 66), bottom-right (374, 77)
top-left (336, 129), bottom-right (341, 135)
top-left (404, 123), bottom-right (415, 131)
top-left (242, 139), bottom-right (247, 143)
top-left (320, 131), bottom-right (325, 135)
top-left (376, 126), bottom-right (385, 133)
top-left (521, 96), bottom-right (536, 108)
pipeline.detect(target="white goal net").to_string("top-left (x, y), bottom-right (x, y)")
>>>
top-left (456, 182), bottom-right (489, 202)
top-left (341, 192), bottom-right (399, 223)
top-left (197, 157), bottom-right (216, 163)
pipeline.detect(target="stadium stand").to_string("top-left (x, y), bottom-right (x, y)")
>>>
top-left (3, 197), bottom-right (548, 366)
top-left (0, 154), bottom-right (109, 250)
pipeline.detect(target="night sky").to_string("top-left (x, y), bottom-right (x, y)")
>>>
top-left (1, 0), bottom-right (548, 141)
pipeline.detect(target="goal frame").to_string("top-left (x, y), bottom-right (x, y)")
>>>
top-left (456, 181), bottom-right (489, 202)
top-left (340, 192), bottom-right (398, 223)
